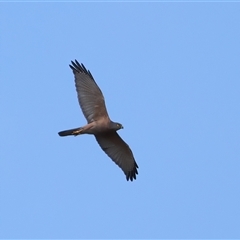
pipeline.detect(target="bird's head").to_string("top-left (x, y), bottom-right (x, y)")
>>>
top-left (110, 121), bottom-right (124, 131)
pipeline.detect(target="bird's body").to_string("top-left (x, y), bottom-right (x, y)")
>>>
top-left (59, 118), bottom-right (120, 135)
top-left (58, 60), bottom-right (138, 181)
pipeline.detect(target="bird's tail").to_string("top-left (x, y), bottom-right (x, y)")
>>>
top-left (58, 127), bottom-right (83, 137)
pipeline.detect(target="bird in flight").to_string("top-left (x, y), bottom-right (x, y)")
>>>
top-left (58, 60), bottom-right (138, 181)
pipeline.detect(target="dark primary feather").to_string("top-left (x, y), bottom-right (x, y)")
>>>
top-left (95, 132), bottom-right (138, 181)
top-left (69, 60), bottom-right (94, 80)
top-left (69, 60), bottom-right (109, 123)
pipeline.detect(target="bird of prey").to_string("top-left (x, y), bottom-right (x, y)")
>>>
top-left (58, 60), bottom-right (138, 181)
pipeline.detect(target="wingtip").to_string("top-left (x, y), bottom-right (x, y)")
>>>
top-left (69, 59), bottom-right (93, 79)
top-left (126, 162), bottom-right (139, 181)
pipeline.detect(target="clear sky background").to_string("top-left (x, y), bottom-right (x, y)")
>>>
top-left (1, 2), bottom-right (240, 239)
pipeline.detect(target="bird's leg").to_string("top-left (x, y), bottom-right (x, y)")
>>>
top-left (72, 128), bottom-right (83, 136)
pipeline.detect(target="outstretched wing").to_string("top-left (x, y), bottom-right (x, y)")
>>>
top-left (69, 60), bottom-right (109, 123)
top-left (95, 132), bottom-right (138, 181)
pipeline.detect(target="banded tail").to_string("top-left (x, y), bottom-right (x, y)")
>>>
top-left (58, 127), bottom-right (83, 137)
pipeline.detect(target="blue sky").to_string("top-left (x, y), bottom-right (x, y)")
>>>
top-left (1, 2), bottom-right (240, 239)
